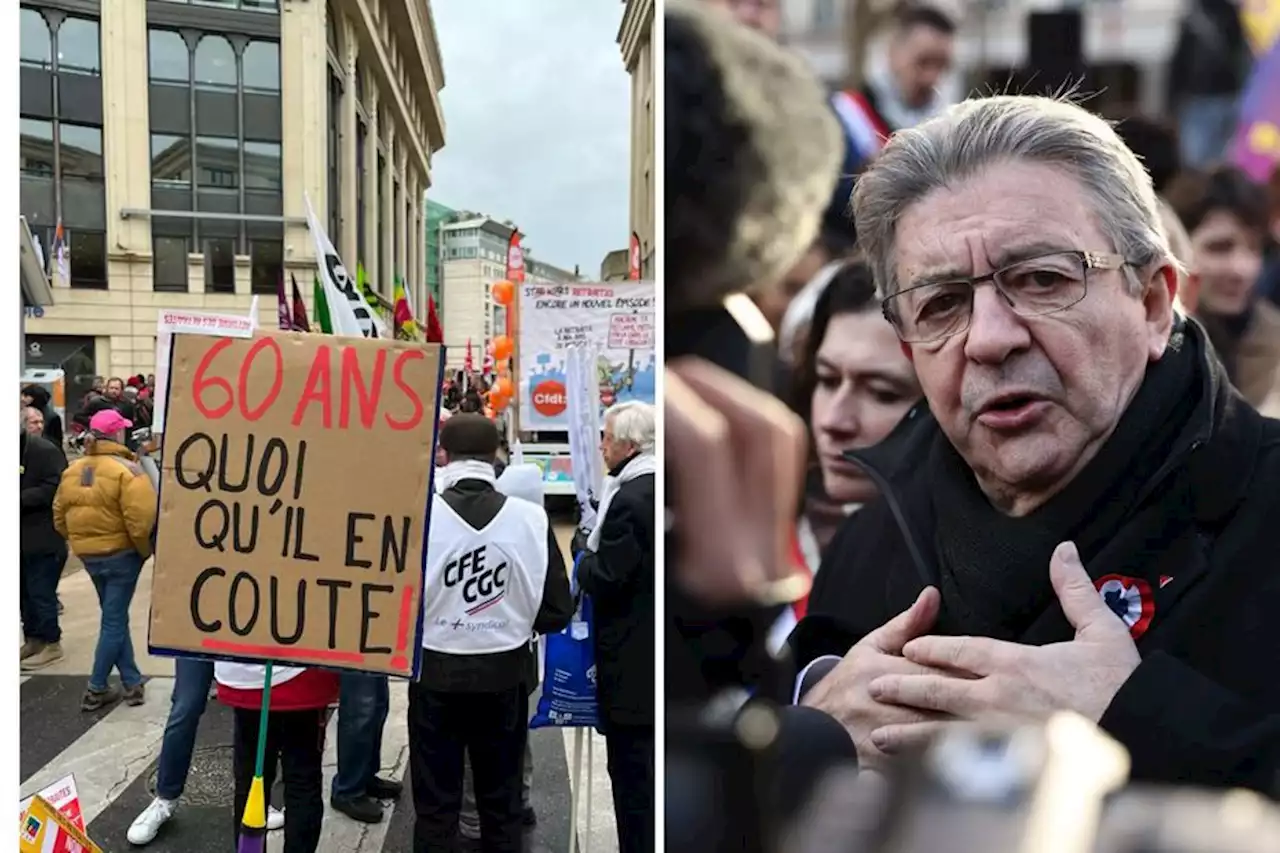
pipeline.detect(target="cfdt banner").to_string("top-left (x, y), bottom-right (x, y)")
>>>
top-left (517, 281), bottom-right (656, 432)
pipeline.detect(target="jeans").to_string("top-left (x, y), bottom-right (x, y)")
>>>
top-left (332, 673), bottom-right (390, 799)
top-left (83, 551), bottom-right (144, 692)
top-left (155, 658), bottom-right (215, 800)
top-left (1178, 95), bottom-right (1240, 170)
top-left (20, 546), bottom-right (66, 644)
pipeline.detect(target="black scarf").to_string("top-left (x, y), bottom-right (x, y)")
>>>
top-left (929, 326), bottom-right (1204, 640)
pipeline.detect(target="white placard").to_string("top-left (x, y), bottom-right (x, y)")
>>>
top-left (152, 301), bottom-right (258, 433)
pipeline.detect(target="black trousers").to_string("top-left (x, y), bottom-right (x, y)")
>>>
top-left (605, 723), bottom-right (655, 853)
top-left (232, 707), bottom-right (326, 853)
top-left (408, 682), bottom-right (528, 853)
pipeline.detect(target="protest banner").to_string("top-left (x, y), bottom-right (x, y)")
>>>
top-left (153, 302), bottom-right (259, 433)
top-left (19, 796), bottom-right (100, 853)
top-left (517, 281), bottom-right (655, 431)
top-left (1233, 37), bottom-right (1280, 182)
top-left (149, 329), bottom-right (444, 676)
top-left (18, 776), bottom-right (84, 834)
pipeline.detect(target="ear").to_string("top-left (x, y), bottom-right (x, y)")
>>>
top-left (1141, 263), bottom-right (1177, 361)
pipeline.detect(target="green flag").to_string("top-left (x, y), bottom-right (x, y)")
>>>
top-left (313, 274), bottom-right (333, 334)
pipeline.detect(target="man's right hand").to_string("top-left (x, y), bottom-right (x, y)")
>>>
top-left (801, 587), bottom-right (956, 769)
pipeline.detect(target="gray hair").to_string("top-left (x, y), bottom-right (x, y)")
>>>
top-left (605, 401), bottom-right (655, 454)
top-left (852, 95), bottom-right (1171, 298)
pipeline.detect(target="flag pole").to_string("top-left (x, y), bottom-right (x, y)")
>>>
top-left (237, 662), bottom-right (275, 853)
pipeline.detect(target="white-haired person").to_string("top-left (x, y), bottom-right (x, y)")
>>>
top-left (577, 400), bottom-right (657, 853)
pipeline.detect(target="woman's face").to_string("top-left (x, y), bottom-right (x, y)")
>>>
top-left (810, 311), bottom-right (920, 504)
top-left (1190, 210), bottom-right (1264, 316)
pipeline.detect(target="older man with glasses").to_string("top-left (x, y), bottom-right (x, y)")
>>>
top-left (789, 95), bottom-right (1280, 795)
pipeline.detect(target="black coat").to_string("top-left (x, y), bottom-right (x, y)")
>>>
top-left (579, 472), bottom-right (655, 728)
top-left (20, 432), bottom-right (67, 556)
top-left (792, 345), bottom-right (1280, 795)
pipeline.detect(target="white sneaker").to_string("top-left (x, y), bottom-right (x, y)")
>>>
top-left (267, 806), bottom-right (284, 831)
top-left (126, 797), bottom-right (176, 845)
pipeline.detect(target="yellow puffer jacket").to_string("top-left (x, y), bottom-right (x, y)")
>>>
top-left (53, 440), bottom-right (157, 560)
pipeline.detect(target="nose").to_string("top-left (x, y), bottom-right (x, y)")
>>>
top-left (816, 384), bottom-right (862, 443)
top-left (963, 285), bottom-right (1032, 365)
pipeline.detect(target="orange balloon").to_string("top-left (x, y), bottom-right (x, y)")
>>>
top-left (492, 335), bottom-right (514, 361)
top-left (494, 376), bottom-right (514, 398)
top-left (493, 280), bottom-right (515, 306)
top-left (496, 361), bottom-right (510, 377)
top-left (492, 393), bottom-right (510, 412)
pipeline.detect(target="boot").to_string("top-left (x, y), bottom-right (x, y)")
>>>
top-left (81, 684), bottom-right (122, 712)
top-left (21, 642), bottom-right (62, 671)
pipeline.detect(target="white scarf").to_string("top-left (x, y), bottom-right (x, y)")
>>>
top-left (435, 459), bottom-right (497, 493)
top-left (587, 452), bottom-right (657, 551)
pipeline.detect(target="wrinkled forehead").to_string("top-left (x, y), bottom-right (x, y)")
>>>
top-left (893, 164), bottom-right (1106, 288)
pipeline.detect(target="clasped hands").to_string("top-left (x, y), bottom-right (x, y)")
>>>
top-left (802, 542), bottom-right (1142, 769)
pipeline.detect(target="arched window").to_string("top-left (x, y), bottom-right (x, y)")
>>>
top-left (20, 8), bottom-right (51, 69)
top-left (242, 41), bottom-right (280, 93)
top-left (148, 30), bottom-right (189, 82)
top-left (194, 35), bottom-right (236, 90)
top-left (57, 17), bottom-right (101, 76)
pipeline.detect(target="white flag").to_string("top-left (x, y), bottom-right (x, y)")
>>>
top-left (565, 346), bottom-right (604, 529)
top-left (303, 193), bottom-right (382, 338)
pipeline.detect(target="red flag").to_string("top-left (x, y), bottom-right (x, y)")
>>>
top-left (464, 338), bottom-right (474, 373)
top-left (289, 274), bottom-right (311, 332)
top-left (276, 273), bottom-right (292, 330)
top-left (425, 294), bottom-right (444, 343)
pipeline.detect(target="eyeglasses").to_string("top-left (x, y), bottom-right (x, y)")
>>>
top-left (881, 250), bottom-right (1130, 344)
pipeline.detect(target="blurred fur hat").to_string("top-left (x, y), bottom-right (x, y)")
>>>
top-left (666, 0), bottom-right (843, 313)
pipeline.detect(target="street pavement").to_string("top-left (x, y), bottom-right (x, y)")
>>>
top-left (20, 522), bottom-right (620, 853)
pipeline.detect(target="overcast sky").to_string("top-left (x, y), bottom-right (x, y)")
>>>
top-left (428, 1), bottom-right (631, 276)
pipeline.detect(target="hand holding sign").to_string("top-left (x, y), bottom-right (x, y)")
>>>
top-left (151, 330), bottom-right (443, 676)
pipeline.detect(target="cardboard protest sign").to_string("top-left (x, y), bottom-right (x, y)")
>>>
top-left (19, 796), bottom-right (101, 853)
top-left (152, 303), bottom-right (259, 433)
top-left (150, 330), bottom-right (443, 676)
top-left (19, 776), bottom-right (84, 833)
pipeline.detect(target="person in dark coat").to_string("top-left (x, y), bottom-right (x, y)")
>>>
top-left (578, 401), bottom-right (656, 853)
top-left (20, 428), bottom-right (68, 670)
top-left (21, 384), bottom-right (63, 450)
top-left (791, 94), bottom-right (1280, 796)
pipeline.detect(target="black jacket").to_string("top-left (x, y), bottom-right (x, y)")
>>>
top-left (21, 432), bottom-right (67, 556)
top-left (1167, 0), bottom-right (1252, 106)
top-left (579, 469), bottom-right (656, 728)
top-left (792, 342), bottom-right (1280, 796)
top-left (420, 478), bottom-right (574, 693)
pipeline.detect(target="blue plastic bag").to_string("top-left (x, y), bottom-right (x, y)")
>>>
top-left (530, 555), bottom-right (600, 729)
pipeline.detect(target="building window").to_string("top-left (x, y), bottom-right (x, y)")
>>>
top-left (327, 71), bottom-right (342, 244)
top-left (250, 239), bottom-right (282, 294)
top-left (149, 25), bottom-right (282, 291)
top-left (156, 0), bottom-right (280, 9)
top-left (376, 152), bottom-right (385, 282)
top-left (392, 179), bottom-right (400, 278)
top-left (205, 237), bottom-right (236, 293)
top-left (70, 230), bottom-right (107, 289)
top-left (19, 11), bottom-right (105, 288)
top-left (356, 120), bottom-right (367, 265)
top-left (153, 236), bottom-right (189, 291)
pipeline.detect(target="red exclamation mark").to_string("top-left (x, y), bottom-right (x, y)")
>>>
top-left (389, 585), bottom-right (415, 672)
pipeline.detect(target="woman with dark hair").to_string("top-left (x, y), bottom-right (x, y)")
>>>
top-left (1166, 164), bottom-right (1280, 414)
top-left (769, 259), bottom-right (921, 648)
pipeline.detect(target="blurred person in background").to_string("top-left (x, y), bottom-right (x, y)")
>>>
top-left (793, 94), bottom-right (1280, 793)
top-left (666, 0), bottom-right (841, 702)
top-left (21, 412), bottom-right (68, 671)
top-left (578, 402), bottom-right (657, 853)
top-left (1167, 0), bottom-right (1252, 169)
top-left (1255, 164), bottom-right (1280, 308)
top-left (53, 408), bottom-right (156, 711)
top-left (1165, 164), bottom-right (1280, 414)
top-left (22, 384), bottom-right (63, 450)
top-left (1108, 109), bottom-right (1182, 199)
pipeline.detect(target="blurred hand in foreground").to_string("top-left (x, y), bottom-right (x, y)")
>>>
top-left (666, 358), bottom-right (808, 608)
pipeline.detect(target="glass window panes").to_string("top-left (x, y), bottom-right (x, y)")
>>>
top-left (243, 141), bottom-right (281, 190)
top-left (194, 35), bottom-right (236, 90)
top-left (20, 119), bottom-right (54, 176)
top-left (57, 18), bottom-right (100, 75)
top-left (250, 239), bottom-right (282, 294)
top-left (196, 136), bottom-right (239, 188)
top-left (70, 230), bottom-right (107, 287)
top-left (153, 236), bottom-right (189, 290)
top-left (242, 41), bottom-right (279, 92)
top-left (59, 124), bottom-right (103, 179)
top-left (149, 30), bottom-right (189, 82)
top-left (242, 0), bottom-right (280, 11)
top-left (20, 9), bottom-right (51, 68)
top-left (205, 237), bottom-right (236, 292)
top-left (151, 134), bottom-right (191, 184)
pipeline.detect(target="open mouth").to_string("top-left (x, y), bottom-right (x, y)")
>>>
top-left (984, 395), bottom-right (1037, 413)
